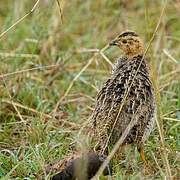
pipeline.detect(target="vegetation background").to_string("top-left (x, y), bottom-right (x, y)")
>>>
top-left (0, 0), bottom-right (179, 179)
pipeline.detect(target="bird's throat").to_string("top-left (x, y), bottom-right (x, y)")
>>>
top-left (125, 47), bottom-right (144, 59)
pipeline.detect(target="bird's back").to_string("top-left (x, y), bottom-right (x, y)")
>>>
top-left (92, 55), bottom-right (156, 151)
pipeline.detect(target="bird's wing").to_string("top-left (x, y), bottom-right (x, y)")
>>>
top-left (92, 76), bottom-right (128, 147)
top-left (92, 58), bottom-right (156, 147)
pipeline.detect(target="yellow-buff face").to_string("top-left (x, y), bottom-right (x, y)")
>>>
top-left (109, 31), bottom-right (144, 58)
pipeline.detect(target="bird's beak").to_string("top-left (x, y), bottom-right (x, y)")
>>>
top-left (109, 39), bottom-right (118, 46)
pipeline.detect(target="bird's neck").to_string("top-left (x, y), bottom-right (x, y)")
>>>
top-left (125, 47), bottom-right (144, 59)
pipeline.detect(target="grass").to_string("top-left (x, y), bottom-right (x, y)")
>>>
top-left (0, 0), bottom-right (179, 179)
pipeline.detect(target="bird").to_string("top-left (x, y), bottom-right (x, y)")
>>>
top-left (92, 30), bottom-right (157, 161)
top-left (50, 31), bottom-right (156, 179)
top-left (49, 152), bottom-right (112, 180)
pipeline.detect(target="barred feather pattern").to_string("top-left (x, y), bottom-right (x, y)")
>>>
top-left (92, 55), bottom-right (156, 153)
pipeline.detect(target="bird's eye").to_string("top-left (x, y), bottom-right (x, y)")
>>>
top-left (122, 39), bottom-right (127, 44)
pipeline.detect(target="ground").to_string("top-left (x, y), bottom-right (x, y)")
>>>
top-left (0, 0), bottom-right (179, 179)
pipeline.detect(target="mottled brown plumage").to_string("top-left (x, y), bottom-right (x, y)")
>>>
top-left (92, 31), bottom-right (156, 156)
top-left (50, 31), bottom-right (156, 179)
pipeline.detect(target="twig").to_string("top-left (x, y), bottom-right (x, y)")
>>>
top-left (0, 0), bottom-right (40, 39)
top-left (0, 52), bottom-right (39, 59)
top-left (99, 51), bottom-right (114, 67)
top-left (162, 109), bottom-right (180, 117)
top-left (77, 47), bottom-right (113, 67)
top-left (163, 49), bottom-right (179, 64)
top-left (52, 45), bottom-right (109, 114)
top-left (163, 117), bottom-right (180, 122)
top-left (56, 0), bottom-right (63, 24)
top-left (76, 48), bottom-right (99, 53)
top-left (93, 113), bottom-right (139, 179)
top-left (1, 99), bottom-right (78, 128)
top-left (0, 64), bottom-right (61, 79)
top-left (2, 99), bottom-right (51, 119)
top-left (151, 151), bottom-right (163, 173)
top-left (0, 0), bottom-right (41, 127)
top-left (79, 77), bottom-right (99, 92)
top-left (160, 69), bottom-right (180, 80)
top-left (166, 35), bottom-right (180, 42)
top-left (52, 56), bottom-right (95, 114)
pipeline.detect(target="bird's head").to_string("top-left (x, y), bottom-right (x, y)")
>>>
top-left (109, 31), bottom-right (144, 58)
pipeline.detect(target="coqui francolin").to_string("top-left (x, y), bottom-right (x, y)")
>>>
top-left (51, 31), bottom-right (157, 180)
top-left (92, 31), bottom-right (157, 161)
